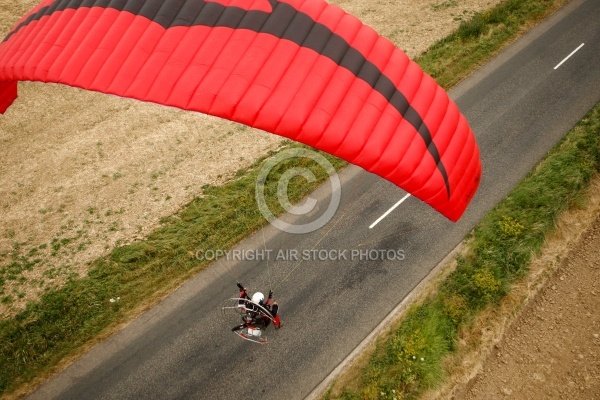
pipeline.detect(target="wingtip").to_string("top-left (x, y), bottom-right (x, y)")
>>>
top-left (0, 81), bottom-right (17, 114)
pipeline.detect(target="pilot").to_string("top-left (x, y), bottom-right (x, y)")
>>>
top-left (234, 283), bottom-right (281, 330)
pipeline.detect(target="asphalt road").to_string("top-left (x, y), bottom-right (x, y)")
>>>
top-left (27, 0), bottom-right (600, 398)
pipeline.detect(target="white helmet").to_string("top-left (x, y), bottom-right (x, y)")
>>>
top-left (251, 292), bottom-right (265, 305)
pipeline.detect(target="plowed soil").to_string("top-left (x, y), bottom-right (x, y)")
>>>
top-left (424, 178), bottom-right (600, 400)
top-left (462, 213), bottom-right (600, 399)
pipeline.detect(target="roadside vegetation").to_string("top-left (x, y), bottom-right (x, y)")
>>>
top-left (419, 0), bottom-right (568, 88)
top-left (0, 0), bottom-right (573, 396)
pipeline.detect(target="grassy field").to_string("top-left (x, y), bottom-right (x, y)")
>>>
top-left (0, 0), bottom-right (572, 396)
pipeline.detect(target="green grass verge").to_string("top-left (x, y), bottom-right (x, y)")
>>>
top-left (420, 0), bottom-right (565, 88)
top-left (0, 0), bottom-right (572, 395)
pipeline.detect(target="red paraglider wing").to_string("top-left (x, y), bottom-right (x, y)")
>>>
top-left (0, 0), bottom-right (481, 221)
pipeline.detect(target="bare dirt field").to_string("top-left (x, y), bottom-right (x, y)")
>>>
top-left (462, 213), bottom-right (600, 399)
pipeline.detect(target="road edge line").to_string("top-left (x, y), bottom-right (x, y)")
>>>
top-left (305, 240), bottom-right (465, 400)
